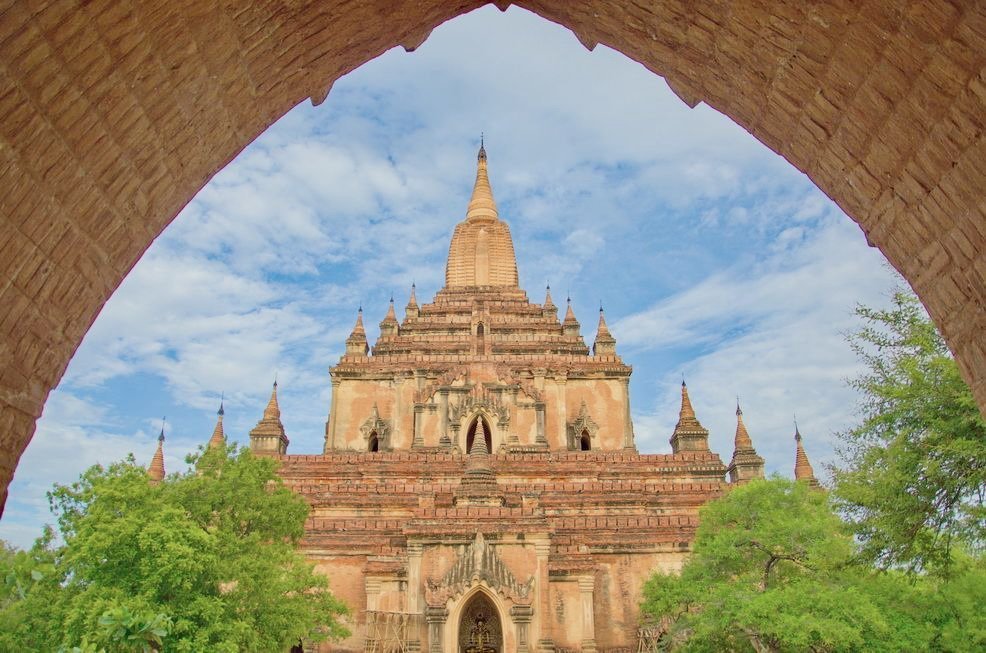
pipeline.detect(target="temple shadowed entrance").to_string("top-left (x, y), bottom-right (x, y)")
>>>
top-left (458, 592), bottom-right (502, 653)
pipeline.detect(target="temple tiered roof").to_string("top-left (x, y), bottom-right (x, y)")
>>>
top-left (335, 146), bottom-right (626, 374)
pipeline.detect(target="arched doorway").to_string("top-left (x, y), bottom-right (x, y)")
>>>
top-left (368, 430), bottom-right (379, 452)
top-left (458, 591), bottom-right (502, 653)
top-left (466, 417), bottom-right (493, 454)
top-left (580, 429), bottom-right (591, 451)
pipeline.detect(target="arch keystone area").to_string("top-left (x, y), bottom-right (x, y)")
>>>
top-left (2, 1), bottom-right (986, 512)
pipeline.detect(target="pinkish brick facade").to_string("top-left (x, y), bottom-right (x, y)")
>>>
top-left (251, 148), bottom-right (765, 652)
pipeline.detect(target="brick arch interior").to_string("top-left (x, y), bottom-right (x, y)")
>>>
top-left (2, 1), bottom-right (985, 512)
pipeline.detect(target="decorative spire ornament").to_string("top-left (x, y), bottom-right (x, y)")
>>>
top-left (148, 417), bottom-right (166, 483)
top-left (593, 304), bottom-right (616, 355)
top-left (208, 395), bottom-right (226, 450)
top-left (794, 420), bottom-right (820, 487)
top-left (669, 379), bottom-right (710, 453)
top-left (725, 399), bottom-right (765, 484)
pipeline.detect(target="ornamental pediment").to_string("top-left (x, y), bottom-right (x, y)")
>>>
top-left (425, 532), bottom-right (533, 607)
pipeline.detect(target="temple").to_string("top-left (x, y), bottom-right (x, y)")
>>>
top-left (174, 144), bottom-right (820, 652)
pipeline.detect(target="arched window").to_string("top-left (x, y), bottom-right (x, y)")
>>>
top-left (580, 429), bottom-right (591, 451)
top-left (368, 431), bottom-right (379, 452)
top-left (465, 417), bottom-right (492, 454)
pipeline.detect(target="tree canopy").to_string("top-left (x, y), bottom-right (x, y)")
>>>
top-left (0, 445), bottom-right (348, 652)
top-left (642, 288), bottom-right (986, 651)
top-left (832, 289), bottom-right (986, 574)
top-left (641, 478), bottom-right (986, 652)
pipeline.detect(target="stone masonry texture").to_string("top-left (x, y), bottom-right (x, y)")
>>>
top-left (1, 1), bottom-right (986, 514)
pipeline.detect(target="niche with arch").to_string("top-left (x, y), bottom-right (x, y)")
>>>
top-left (466, 416), bottom-right (493, 454)
top-left (458, 590), bottom-right (502, 652)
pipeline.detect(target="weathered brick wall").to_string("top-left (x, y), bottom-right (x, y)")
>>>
top-left (2, 1), bottom-right (985, 512)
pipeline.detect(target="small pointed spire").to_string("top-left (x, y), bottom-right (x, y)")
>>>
top-left (563, 297), bottom-right (578, 324)
top-left (670, 379), bottom-right (710, 453)
top-left (679, 380), bottom-right (696, 421)
top-left (466, 137), bottom-right (497, 222)
top-left (249, 380), bottom-right (289, 455)
top-left (593, 304), bottom-right (616, 355)
top-left (734, 399), bottom-right (753, 449)
top-left (794, 421), bottom-right (819, 486)
top-left (543, 284), bottom-right (555, 309)
top-left (148, 417), bottom-right (166, 483)
top-left (263, 380), bottom-right (280, 420)
top-left (351, 307), bottom-right (366, 336)
top-left (208, 396), bottom-right (226, 450)
top-left (726, 399), bottom-right (764, 484)
top-left (596, 306), bottom-right (612, 337)
top-left (404, 282), bottom-right (419, 320)
top-left (379, 296), bottom-right (399, 337)
top-left (345, 306), bottom-right (369, 356)
top-left (562, 296), bottom-right (581, 337)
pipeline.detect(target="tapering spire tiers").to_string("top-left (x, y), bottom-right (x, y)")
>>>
top-left (542, 284), bottom-right (557, 318)
top-left (345, 307), bottom-right (369, 356)
top-left (148, 422), bottom-right (166, 483)
top-left (264, 380), bottom-right (281, 420)
top-left (669, 380), bottom-right (710, 453)
top-left (593, 306), bottom-right (617, 356)
top-left (733, 401), bottom-right (753, 450)
top-left (466, 141), bottom-right (498, 222)
top-left (562, 298), bottom-right (581, 336)
top-left (208, 398), bottom-right (226, 450)
top-left (405, 283), bottom-right (419, 320)
top-left (445, 144), bottom-right (520, 288)
top-left (726, 400), bottom-right (765, 484)
top-left (679, 381), bottom-right (695, 421)
top-left (469, 419), bottom-right (490, 458)
top-left (379, 297), bottom-right (399, 338)
top-left (794, 425), bottom-right (820, 487)
top-left (249, 381), bottom-right (289, 455)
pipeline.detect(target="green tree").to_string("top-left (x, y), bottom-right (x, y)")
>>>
top-left (833, 289), bottom-right (986, 574)
top-left (640, 478), bottom-right (986, 652)
top-left (0, 445), bottom-right (348, 652)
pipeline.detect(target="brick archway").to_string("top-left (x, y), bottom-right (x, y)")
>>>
top-left (2, 1), bottom-right (985, 511)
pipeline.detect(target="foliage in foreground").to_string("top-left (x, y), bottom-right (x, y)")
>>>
top-left (0, 446), bottom-right (348, 652)
top-left (641, 479), bottom-right (986, 652)
top-left (832, 289), bottom-right (986, 575)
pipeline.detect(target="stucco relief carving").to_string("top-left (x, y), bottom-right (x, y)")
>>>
top-left (567, 400), bottom-right (599, 450)
top-left (414, 366), bottom-right (468, 403)
top-left (425, 532), bottom-right (533, 607)
top-left (495, 365), bottom-right (543, 402)
top-left (450, 393), bottom-right (510, 430)
top-left (359, 404), bottom-right (392, 450)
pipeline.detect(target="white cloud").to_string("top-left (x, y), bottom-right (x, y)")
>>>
top-left (0, 6), bottom-right (904, 545)
top-left (623, 208), bottom-right (899, 478)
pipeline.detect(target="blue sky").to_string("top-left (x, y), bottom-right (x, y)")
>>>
top-left (0, 6), bottom-right (900, 548)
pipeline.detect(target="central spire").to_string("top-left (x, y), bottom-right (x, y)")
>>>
top-left (466, 138), bottom-right (498, 222)
top-left (445, 142), bottom-right (519, 288)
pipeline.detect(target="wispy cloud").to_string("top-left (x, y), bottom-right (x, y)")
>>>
top-left (0, 5), bottom-right (899, 548)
